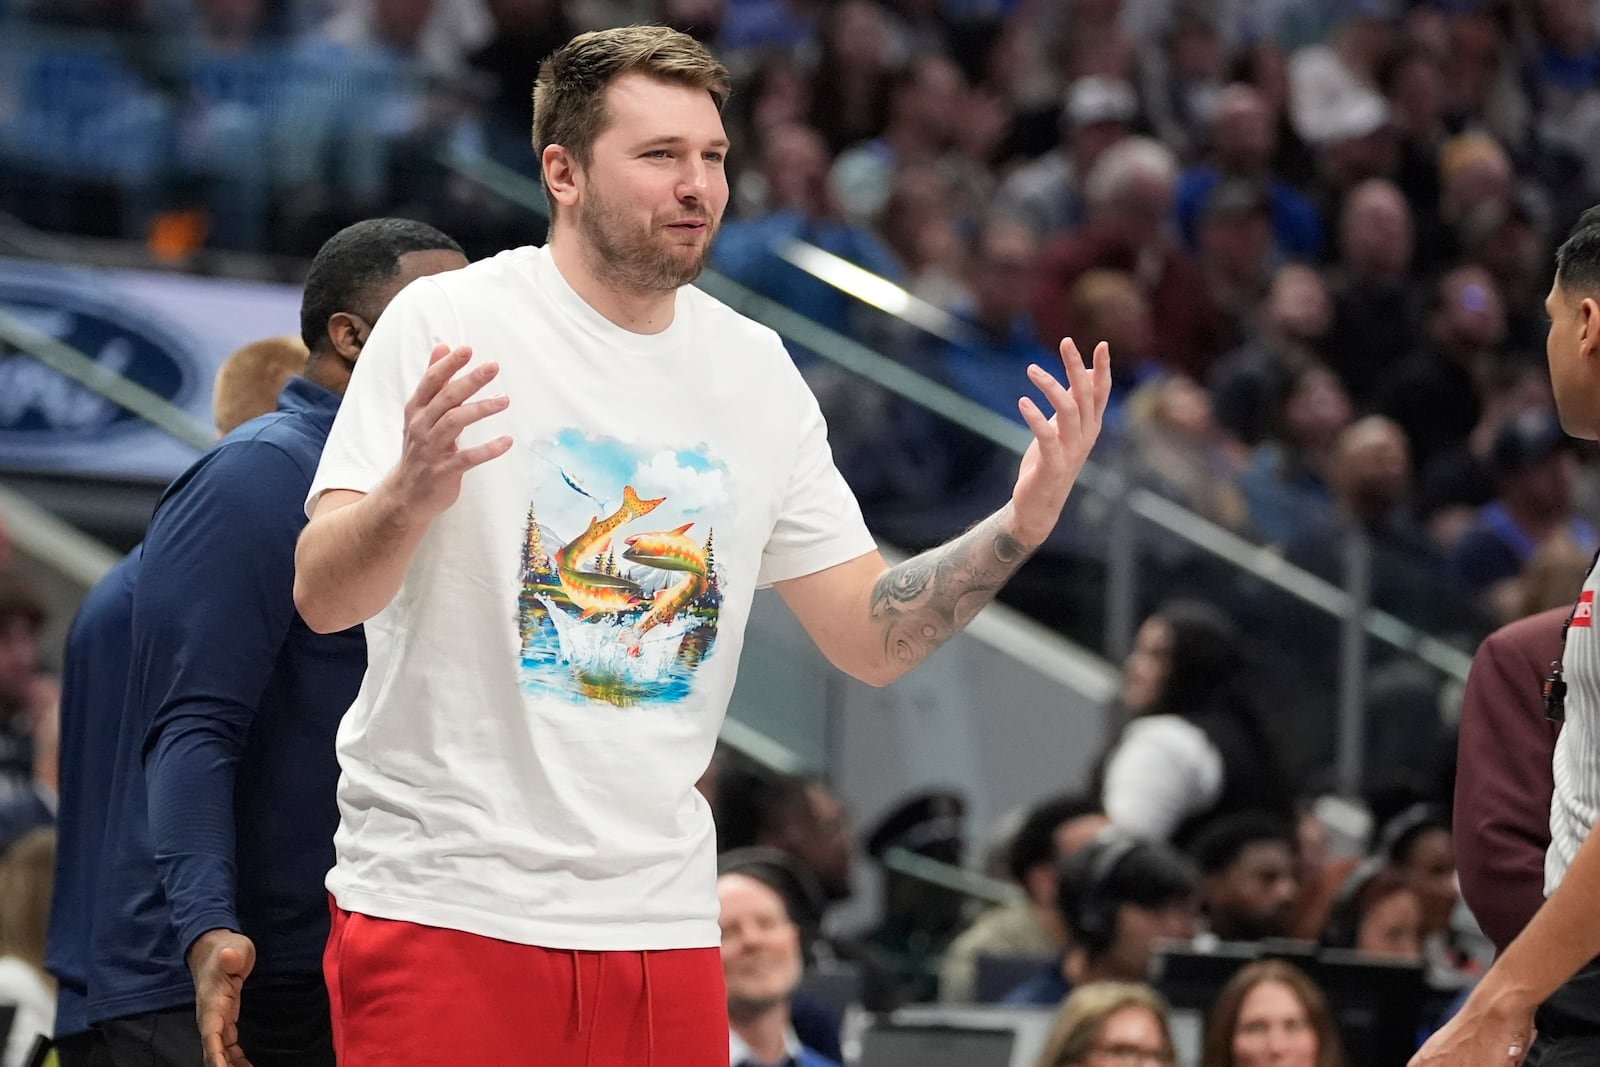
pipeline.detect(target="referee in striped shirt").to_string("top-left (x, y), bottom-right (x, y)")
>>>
top-left (1414, 210), bottom-right (1600, 1066)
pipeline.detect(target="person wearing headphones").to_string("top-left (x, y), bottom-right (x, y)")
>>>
top-left (1003, 830), bottom-right (1201, 1007)
top-left (1318, 862), bottom-right (1423, 963)
top-left (1376, 806), bottom-right (1466, 975)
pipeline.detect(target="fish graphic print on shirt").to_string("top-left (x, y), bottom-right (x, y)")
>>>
top-left (516, 428), bottom-right (728, 707)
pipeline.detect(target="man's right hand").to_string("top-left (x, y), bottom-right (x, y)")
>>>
top-left (1408, 986), bottom-right (1536, 1067)
top-left (394, 344), bottom-right (513, 522)
top-left (189, 929), bottom-right (257, 1067)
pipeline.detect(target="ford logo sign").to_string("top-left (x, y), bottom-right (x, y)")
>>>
top-left (0, 268), bottom-right (196, 442)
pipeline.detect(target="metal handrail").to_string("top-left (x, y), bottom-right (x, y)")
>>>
top-left (0, 482), bottom-right (121, 589)
top-left (769, 239), bottom-right (976, 344)
top-left (882, 846), bottom-right (1021, 907)
top-left (439, 149), bottom-right (1472, 687)
top-left (1131, 489), bottom-right (1474, 678)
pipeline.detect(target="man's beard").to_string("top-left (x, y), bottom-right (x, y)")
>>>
top-left (579, 182), bottom-right (717, 294)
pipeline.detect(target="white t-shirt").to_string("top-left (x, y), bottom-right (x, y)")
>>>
top-left (307, 245), bottom-right (876, 950)
top-left (1101, 714), bottom-right (1224, 842)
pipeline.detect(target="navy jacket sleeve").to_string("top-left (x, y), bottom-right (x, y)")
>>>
top-left (133, 439), bottom-right (311, 959)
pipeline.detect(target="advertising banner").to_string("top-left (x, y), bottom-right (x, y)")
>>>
top-left (0, 257), bottom-right (303, 481)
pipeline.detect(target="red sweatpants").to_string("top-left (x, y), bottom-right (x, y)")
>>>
top-left (324, 904), bottom-right (730, 1066)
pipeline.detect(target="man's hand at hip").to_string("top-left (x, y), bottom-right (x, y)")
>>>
top-left (189, 928), bottom-right (257, 1067)
top-left (1409, 992), bottom-right (1535, 1067)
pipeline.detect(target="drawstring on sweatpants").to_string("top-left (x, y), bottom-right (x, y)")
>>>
top-left (583, 952), bottom-right (606, 1064)
top-left (571, 949), bottom-right (584, 1036)
top-left (570, 949), bottom-right (656, 1065)
top-left (641, 951), bottom-right (656, 1067)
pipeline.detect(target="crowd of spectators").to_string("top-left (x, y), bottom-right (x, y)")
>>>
top-left (697, 585), bottom-right (1491, 1059)
top-left (704, 711), bottom-right (1481, 1061)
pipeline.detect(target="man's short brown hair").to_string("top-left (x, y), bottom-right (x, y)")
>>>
top-left (532, 25), bottom-right (731, 218)
top-left (213, 336), bottom-right (309, 436)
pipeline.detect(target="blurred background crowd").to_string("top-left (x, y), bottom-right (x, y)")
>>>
top-left (5, 0), bottom-right (1599, 641)
top-left (5, 0), bottom-right (1600, 1063)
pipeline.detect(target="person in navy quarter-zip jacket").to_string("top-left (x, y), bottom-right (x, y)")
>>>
top-left (48, 302), bottom-right (307, 1067)
top-left (48, 336), bottom-right (306, 1067)
top-left (90, 219), bottom-right (466, 1067)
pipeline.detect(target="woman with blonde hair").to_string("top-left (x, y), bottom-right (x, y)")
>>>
top-left (1036, 981), bottom-right (1176, 1067)
top-left (0, 829), bottom-right (55, 1067)
top-left (1202, 959), bottom-right (1344, 1067)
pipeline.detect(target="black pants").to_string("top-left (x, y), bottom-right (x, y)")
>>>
top-left (235, 978), bottom-right (334, 1067)
top-left (99, 979), bottom-right (332, 1067)
top-left (55, 1029), bottom-right (113, 1067)
top-left (100, 1009), bottom-right (202, 1067)
top-left (1527, 959), bottom-right (1600, 1066)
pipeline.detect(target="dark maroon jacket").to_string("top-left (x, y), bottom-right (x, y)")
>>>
top-left (1455, 606), bottom-right (1566, 954)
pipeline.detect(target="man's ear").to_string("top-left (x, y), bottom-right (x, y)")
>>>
top-left (543, 145), bottom-right (582, 209)
top-left (1580, 297), bottom-right (1600, 366)
top-left (326, 312), bottom-right (366, 363)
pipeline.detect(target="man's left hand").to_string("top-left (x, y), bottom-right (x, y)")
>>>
top-left (1007, 337), bottom-right (1112, 546)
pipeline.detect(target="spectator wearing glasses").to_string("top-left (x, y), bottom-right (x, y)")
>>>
top-left (1034, 981), bottom-right (1176, 1067)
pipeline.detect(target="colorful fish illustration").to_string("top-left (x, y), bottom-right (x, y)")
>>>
top-left (556, 571), bottom-right (647, 620)
top-left (623, 524), bottom-right (708, 649)
top-left (622, 524), bottom-right (703, 574)
top-left (554, 485), bottom-right (665, 620)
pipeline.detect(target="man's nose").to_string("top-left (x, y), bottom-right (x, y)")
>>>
top-left (678, 159), bottom-right (709, 197)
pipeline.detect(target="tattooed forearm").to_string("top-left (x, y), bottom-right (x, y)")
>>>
top-left (868, 509), bottom-right (1033, 675)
